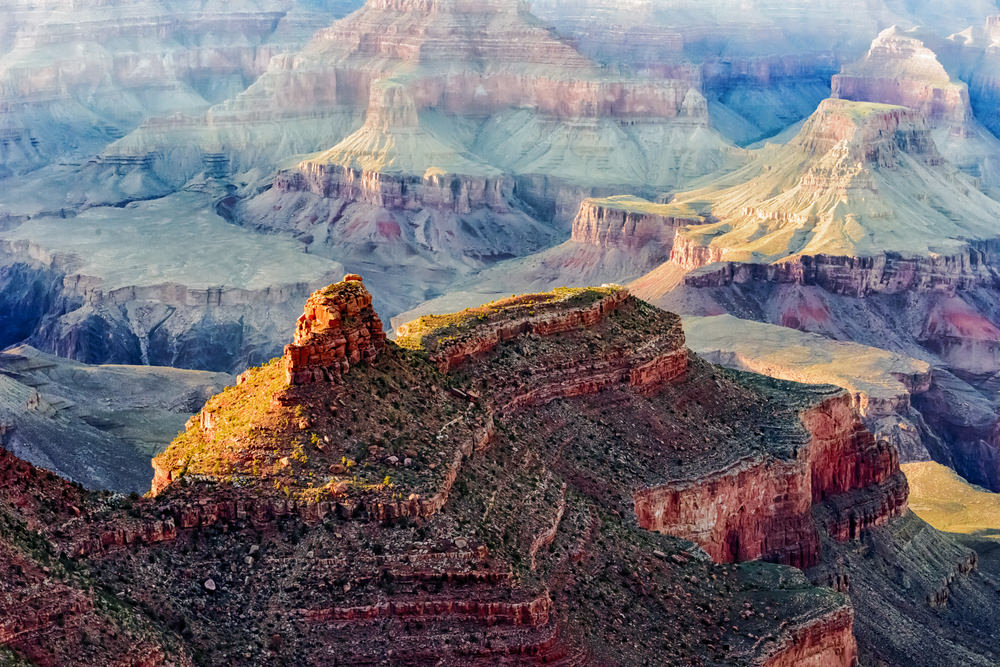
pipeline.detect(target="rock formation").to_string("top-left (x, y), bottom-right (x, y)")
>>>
top-left (284, 275), bottom-right (386, 384)
top-left (4, 280), bottom-right (1000, 663)
top-left (530, 0), bottom-right (999, 144)
top-left (833, 27), bottom-right (972, 129)
top-left (683, 314), bottom-right (935, 461)
top-left (832, 26), bottom-right (1000, 193)
top-left (0, 191), bottom-right (344, 372)
top-left (111, 0), bottom-right (740, 215)
top-left (0, 0), bottom-right (363, 175)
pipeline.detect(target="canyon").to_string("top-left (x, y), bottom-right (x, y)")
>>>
top-left (609, 96), bottom-right (1000, 493)
top-left (0, 191), bottom-right (344, 372)
top-left (0, 0), bottom-right (364, 176)
top-left (5, 2), bottom-right (1000, 664)
top-left (0, 344), bottom-right (230, 493)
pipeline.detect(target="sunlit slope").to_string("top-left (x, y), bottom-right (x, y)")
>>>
top-left (903, 461), bottom-right (1000, 540)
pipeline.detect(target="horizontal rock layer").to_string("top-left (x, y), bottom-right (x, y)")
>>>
top-left (277, 163), bottom-right (513, 215)
top-left (633, 393), bottom-right (907, 568)
top-left (678, 242), bottom-right (1000, 297)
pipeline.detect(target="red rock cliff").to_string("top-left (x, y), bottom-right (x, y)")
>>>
top-left (634, 392), bottom-right (907, 569)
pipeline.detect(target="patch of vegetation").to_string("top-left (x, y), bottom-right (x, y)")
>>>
top-left (155, 358), bottom-right (290, 482)
top-left (396, 286), bottom-right (622, 353)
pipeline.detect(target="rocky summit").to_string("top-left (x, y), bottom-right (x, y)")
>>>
top-left (2, 277), bottom-right (998, 666)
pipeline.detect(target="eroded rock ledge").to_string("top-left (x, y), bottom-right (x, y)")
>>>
top-left (677, 242), bottom-right (1000, 297)
top-left (571, 195), bottom-right (707, 256)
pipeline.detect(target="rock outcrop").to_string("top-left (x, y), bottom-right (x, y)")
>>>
top-left (284, 275), bottom-right (386, 385)
top-left (531, 0), bottom-right (997, 145)
top-left (832, 26), bottom-right (1000, 193)
top-left (95, 282), bottom-right (896, 663)
top-left (633, 392), bottom-right (907, 568)
top-left (833, 27), bottom-right (972, 129)
top-left (571, 195), bottom-right (707, 256)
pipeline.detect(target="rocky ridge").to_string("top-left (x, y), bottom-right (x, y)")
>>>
top-left (4, 275), bottom-right (927, 665)
top-left (3, 277), bottom-right (999, 663)
top-left (683, 315), bottom-right (936, 461)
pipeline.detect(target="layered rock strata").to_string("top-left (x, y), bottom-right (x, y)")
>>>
top-left (832, 26), bottom-right (1000, 193)
top-left (284, 275), bottom-right (387, 385)
top-left (140, 280), bottom-right (874, 663)
top-left (0, 0), bottom-right (361, 173)
top-left (833, 27), bottom-right (972, 129)
top-left (0, 191), bottom-right (344, 372)
top-left (111, 0), bottom-right (738, 228)
top-left (644, 98), bottom-right (1000, 276)
top-left (571, 196), bottom-right (706, 254)
top-left (627, 96), bottom-right (1000, 490)
top-left (10, 280), bottom-right (998, 664)
top-left (633, 392), bottom-right (907, 568)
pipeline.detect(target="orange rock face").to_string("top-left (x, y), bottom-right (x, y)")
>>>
top-left (422, 288), bottom-right (631, 373)
top-left (283, 275), bottom-right (387, 385)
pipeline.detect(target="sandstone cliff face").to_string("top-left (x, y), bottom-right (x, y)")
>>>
top-left (278, 163), bottom-right (514, 215)
top-left (758, 607), bottom-right (858, 667)
top-left (633, 456), bottom-right (819, 567)
top-left (571, 196), bottom-right (705, 255)
top-left (676, 242), bottom-right (1000, 298)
